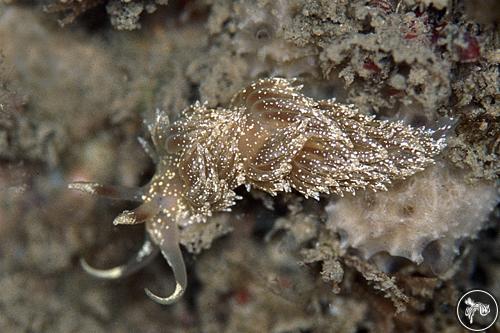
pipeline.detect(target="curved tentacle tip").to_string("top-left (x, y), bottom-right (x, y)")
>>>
top-left (144, 281), bottom-right (186, 305)
top-left (80, 237), bottom-right (160, 280)
top-left (143, 209), bottom-right (188, 305)
top-left (143, 246), bottom-right (188, 305)
top-left (80, 257), bottom-right (125, 279)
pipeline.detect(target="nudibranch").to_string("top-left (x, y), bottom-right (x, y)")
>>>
top-left (69, 78), bottom-right (448, 304)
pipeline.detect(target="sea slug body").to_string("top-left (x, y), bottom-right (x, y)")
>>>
top-left (69, 77), bottom-right (448, 304)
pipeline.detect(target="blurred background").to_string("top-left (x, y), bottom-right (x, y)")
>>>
top-left (0, 0), bottom-right (498, 332)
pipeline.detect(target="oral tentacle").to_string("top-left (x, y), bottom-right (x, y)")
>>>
top-left (68, 181), bottom-right (143, 202)
top-left (113, 200), bottom-right (159, 225)
top-left (80, 235), bottom-right (160, 279)
top-left (145, 213), bottom-right (187, 305)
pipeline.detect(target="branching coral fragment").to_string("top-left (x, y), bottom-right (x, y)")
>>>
top-left (69, 78), bottom-right (447, 304)
top-left (342, 254), bottom-right (410, 313)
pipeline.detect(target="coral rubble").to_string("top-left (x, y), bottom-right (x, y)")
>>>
top-left (326, 162), bottom-right (498, 272)
top-left (0, 0), bottom-right (498, 332)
